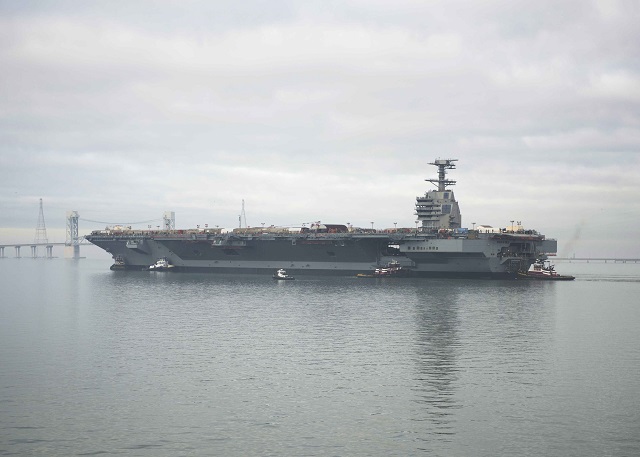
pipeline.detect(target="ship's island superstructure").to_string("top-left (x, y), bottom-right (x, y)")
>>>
top-left (86, 159), bottom-right (557, 278)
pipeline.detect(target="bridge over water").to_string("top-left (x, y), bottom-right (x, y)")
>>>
top-left (0, 241), bottom-right (90, 259)
top-left (1, 242), bottom-right (66, 259)
top-left (1, 207), bottom-right (84, 259)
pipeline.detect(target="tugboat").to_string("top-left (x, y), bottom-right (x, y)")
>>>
top-left (518, 259), bottom-right (575, 280)
top-left (110, 255), bottom-right (126, 271)
top-left (273, 268), bottom-right (295, 280)
top-left (357, 260), bottom-right (411, 278)
top-left (147, 258), bottom-right (175, 271)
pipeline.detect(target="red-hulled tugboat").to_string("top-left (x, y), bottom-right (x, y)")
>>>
top-left (518, 259), bottom-right (575, 280)
top-left (357, 260), bottom-right (411, 278)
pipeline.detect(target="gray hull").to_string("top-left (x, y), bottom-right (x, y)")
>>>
top-left (87, 232), bottom-right (557, 279)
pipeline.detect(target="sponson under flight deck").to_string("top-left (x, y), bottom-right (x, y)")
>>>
top-left (86, 159), bottom-right (558, 278)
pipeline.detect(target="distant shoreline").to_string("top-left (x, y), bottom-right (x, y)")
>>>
top-left (555, 258), bottom-right (640, 263)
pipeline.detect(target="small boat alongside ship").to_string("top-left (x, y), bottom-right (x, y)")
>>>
top-left (273, 269), bottom-right (295, 280)
top-left (518, 259), bottom-right (575, 280)
top-left (110, 256), bottom-right (126, 270)
top-left (357, 260), bottom-right (411, 278)
top-left (147, 258), bottom-right (175, 271)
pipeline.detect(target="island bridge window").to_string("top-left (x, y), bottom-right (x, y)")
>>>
top-left (442, 204), bottom-right (451, 214)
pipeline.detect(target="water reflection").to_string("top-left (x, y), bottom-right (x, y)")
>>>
top-left (407, 279), bottom-right (558, 444)
top-left (410, 281), bottom-right (462, 435)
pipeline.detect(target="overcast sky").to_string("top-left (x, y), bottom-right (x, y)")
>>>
top-left (1, 0), bottom-right (639, 258)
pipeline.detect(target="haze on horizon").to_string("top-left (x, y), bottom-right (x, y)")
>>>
top-left (1, 0), bottom-right (639, 258)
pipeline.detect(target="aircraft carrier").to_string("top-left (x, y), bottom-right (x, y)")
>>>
top-left (86, 159), bottom-right (557, 278)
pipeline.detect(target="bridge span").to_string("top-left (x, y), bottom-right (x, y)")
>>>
top-left (0, 242), bottom-right (81, 259)
top-left (0, 239), bottom-right (92, 258)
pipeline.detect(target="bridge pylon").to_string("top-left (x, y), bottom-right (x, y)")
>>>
top-left (34, 198), bottom-right (49, 257)
top-left (163, 211), bottom-right (175, 230)
top-left (66, 211), bottom-right (81, 259)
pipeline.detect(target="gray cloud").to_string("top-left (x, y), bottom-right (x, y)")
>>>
top-left (1, 0), bottom-right (639, 257)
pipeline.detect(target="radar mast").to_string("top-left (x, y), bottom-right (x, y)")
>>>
top-left (427, 159), bottom-right (457, 191)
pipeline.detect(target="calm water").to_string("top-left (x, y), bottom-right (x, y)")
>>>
top-left (1, 259), bottom-right (639, 456)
